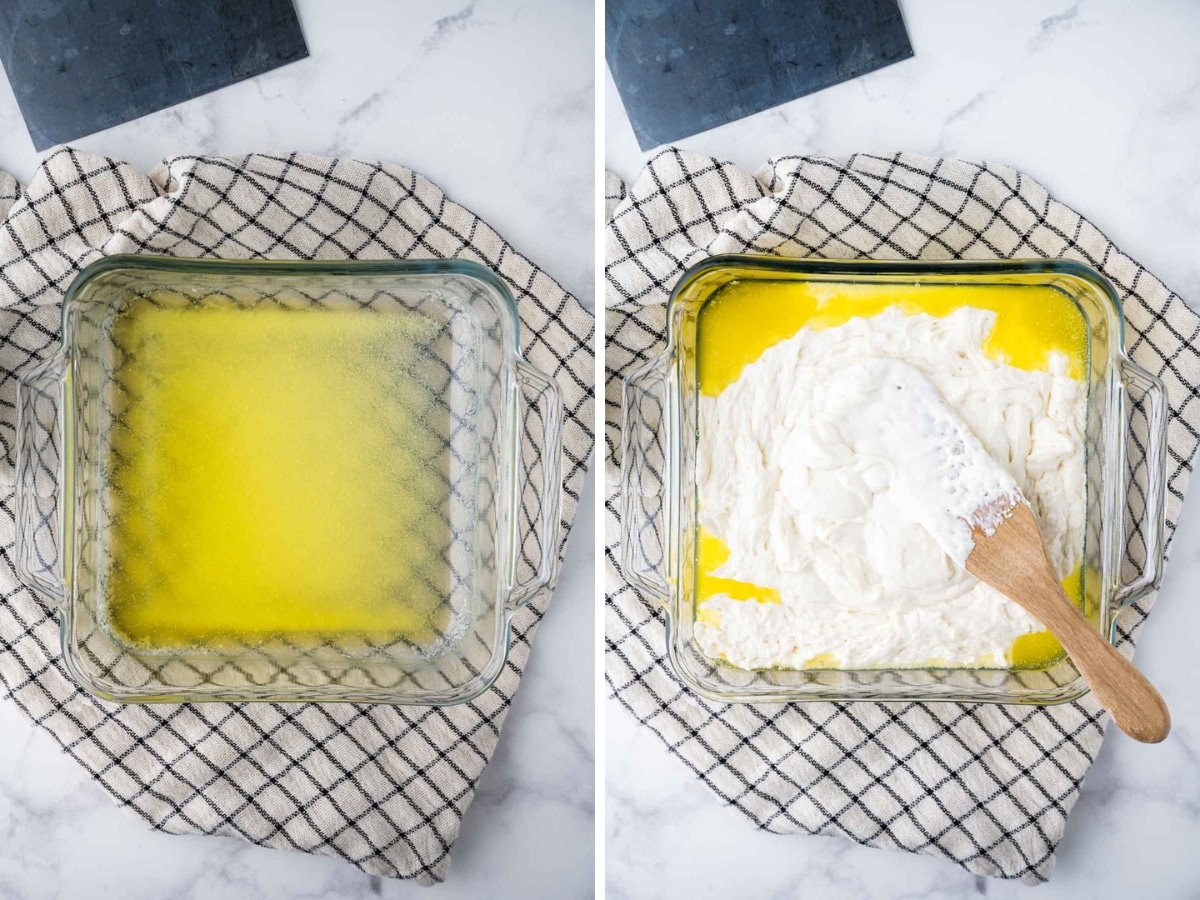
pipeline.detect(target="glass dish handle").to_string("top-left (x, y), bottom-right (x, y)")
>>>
top-left (15, 355), bottom-right (66, 606)
top-left (620, 356), bottom-right (671, 599)
top-left (1114, 357), bottom-right (1169, 607)
top-left (506, 361), bottom-right (564, 610)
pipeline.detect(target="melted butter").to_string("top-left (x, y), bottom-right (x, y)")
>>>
top-left (801, 652), bottom-right (838, 669)
top-left (1009, 628), bottom-right (1064, 669)
top-left (695, 278), bottom-right (1089, 671)
top-left (696, 527), bottom-right (780, 605)
top-left (105, 301), bottom-right (454, 649)
top-left (697, 280), bottom-right (1088, 397)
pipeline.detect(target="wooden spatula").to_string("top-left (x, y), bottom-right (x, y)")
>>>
top-left (967, 501), bottom-right (1170, 743)
top-left (850, 359), bottom-right (1169, 742)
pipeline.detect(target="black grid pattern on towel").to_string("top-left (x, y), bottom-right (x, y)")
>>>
top-left (604, 149), bottom-right (1200, 885)
top-left (0, 148), bottom-right (594, 885)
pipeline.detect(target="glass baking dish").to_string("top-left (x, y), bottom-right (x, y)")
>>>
top-left (621, 256), bottom-right (1167, 705)
top-left (16, 255), bottom-right (563, 705)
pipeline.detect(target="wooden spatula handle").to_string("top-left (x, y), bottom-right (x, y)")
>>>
top-left (968, 504), bottom-right (1170, 744)
top-left (1036, 589), bottom-right (1170, 743)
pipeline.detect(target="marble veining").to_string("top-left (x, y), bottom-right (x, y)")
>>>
top-left (0, 1), bottom-right (594, 897)
top-left (606, 1), bottom-right (1200, 897)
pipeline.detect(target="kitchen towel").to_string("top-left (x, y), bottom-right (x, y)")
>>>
top-left (604, 149), bottom-right (1200, 884)
top-left (0, 148), bottom-right (594, 884)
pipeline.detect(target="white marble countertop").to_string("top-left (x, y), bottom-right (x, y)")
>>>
top-left (0, 1), bottom-right (595, 898)
top-left (606, 1), bottom-right (1200, 897)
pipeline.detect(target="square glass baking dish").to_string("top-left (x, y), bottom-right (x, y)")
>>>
top-left (621, 256), bottom-right (1168, 705)
top-left (16, 255), bottom-right (563, 705)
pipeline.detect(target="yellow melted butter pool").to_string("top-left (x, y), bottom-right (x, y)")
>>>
top-left (694, 279), bottom-right (1089, 670)
top-left (104, 301), bottom-right (454, 650)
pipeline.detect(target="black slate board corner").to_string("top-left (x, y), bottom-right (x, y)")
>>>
top-left (607, 0), bottom-right (913, 150)
top-left (0, 0), bottom-right (309, 151)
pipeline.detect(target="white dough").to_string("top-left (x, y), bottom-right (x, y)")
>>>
top-left (695, 307), bottom-right (1086, 669)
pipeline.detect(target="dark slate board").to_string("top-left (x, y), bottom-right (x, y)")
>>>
top-left (607, 0), bottom-right (913, 150)
top-left (0, 0), bottom-right (308, 151)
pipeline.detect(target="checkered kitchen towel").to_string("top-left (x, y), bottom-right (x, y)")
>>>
top-left (0, 149), bottom-right (594, 884)
top-left (604, 149), bottom-right (1200, 884)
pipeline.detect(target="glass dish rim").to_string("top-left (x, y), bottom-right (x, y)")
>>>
top-left (666, 255), bottom-right (1127, 351)
top-left (48, 254), bottom-right (531, 705)
top-left (58, 253), bottom-right (525, 353)
top-left (658, 255), bottom-right (1135, 706)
